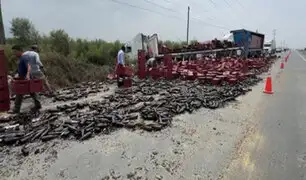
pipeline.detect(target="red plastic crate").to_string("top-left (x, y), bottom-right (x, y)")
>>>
top-left (0, 65), bottom-right (7, 76)
top-left (0, 87), bottom-right (9, 101)
top-left (124, 66), bottom-right (134, 77)
top-left (123, 78), bottom-right (132, 88)
top-left (0, 50), bottom-right (7, 76)
top-left (0, 75), bottom-right (8, 87)
top-left (12, 80), bottom-right (30, 95)
top-left (12, 79), bottom-right (44, 95)
top-left (0, 99), bottom-right (10, 112)
top-left (30, 79), bottom-right (44, 93)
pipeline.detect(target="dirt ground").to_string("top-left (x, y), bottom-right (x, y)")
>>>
top-left (0, 55), bottom-right (283, 180)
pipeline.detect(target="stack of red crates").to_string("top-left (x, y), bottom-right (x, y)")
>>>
top-left (163, 55), bottom-right (173, 80)
top-left (137, 50), bottom-right (146, 79)
top-left (0, 49), bottom-right (10, 112)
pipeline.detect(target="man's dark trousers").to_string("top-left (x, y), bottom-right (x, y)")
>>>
top-left (14, 93), bottom-right (41, 113)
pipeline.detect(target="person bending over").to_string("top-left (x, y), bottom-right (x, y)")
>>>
top-left (24, 45), bottom-right (53, 96)
top-left (9, 45), bottom-right (42, 114)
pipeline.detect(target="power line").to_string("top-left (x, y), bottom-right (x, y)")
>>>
top-left (208, 0), bottom-right (217, 8)
top-left (162, 0), bottom-right (171, 3)
top-left (186, 6), bottom-right (190, 44)
top-left (149, 0), bottom-right (230, 28)
top-left (143, 0), bottom-right (206, 15)
top-left (223, 0), bottom-right (231, 7)
top-left (221, 0), bottom-right (250, 29)
top-left (141, 0), bottom-right (230, 29)
top-left (109, 0), bottom-right (231, 30)
top-left (142, 0), bottom-right (180, 15)
top-left (110, 0), bottom-right (182, 21)
top-left (192, 17), bottom-right (230, 30)
top-left (233, 0), bottom-right (244, 8)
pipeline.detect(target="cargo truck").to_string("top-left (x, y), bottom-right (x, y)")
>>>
top-left (124, 33), bottom-right (159, 61)
top-left (230, 29), bottom-right (265, 58)
top-left (264, 40), bottom-right (276, 56)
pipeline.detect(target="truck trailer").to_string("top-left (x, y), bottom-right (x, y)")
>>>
top-left (230, 29), bottom-right (265, 58)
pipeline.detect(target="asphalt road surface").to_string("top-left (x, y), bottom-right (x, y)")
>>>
top-left (221, 50), bottom-right (306, 180)
top-left (3, 52), bottom-right (306, 180)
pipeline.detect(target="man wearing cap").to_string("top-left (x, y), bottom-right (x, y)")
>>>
top-left (24, 45), bottom-right (53, 95)
top-left (10, 45), bottom-right (42, 114)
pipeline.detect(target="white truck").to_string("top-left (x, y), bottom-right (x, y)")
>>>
top-left (263, 40), bottom-right (276, 56)
top-left (125, 33), bottom-right (159, 61)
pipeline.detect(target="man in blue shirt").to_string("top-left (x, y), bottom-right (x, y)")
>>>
top-left (10, 45), bottom-right (42, 114)
top-left (25, 45), bottom-right (54, 96)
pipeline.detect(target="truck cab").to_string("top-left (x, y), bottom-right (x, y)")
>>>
top-left (264, 40), bottom-right (276, 56)
top-left (263, 42), bottom-right (272, 55)
top-left (125, 33), bottom-right (159, 61)
top-left (276, 48), bottom-right (282, 53)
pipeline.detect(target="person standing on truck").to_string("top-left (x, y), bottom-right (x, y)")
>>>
top-left (116, 46), bottom-right (126, 87)
top-left (24, 45), bottom-right (54, 96)
top-left (9, 45), bottom-right (42, 114)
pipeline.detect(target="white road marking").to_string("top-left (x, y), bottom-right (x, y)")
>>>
top-left (295, 50), bottom-right (306, 62)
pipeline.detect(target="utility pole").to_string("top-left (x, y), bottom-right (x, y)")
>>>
top-left (186, 6), bottom-right (190, 45)
top-left (272, 29), bottom-right (276, 50)
top-left (0, 0), bottom-right (5, 44)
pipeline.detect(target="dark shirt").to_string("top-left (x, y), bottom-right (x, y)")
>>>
top-left (18, 54), bottom-right (30, 78)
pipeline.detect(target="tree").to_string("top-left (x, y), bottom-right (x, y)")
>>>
top-left (49, 29), bottom-right (71, 56)
top-left (10, 17), bottom-right (40, 46)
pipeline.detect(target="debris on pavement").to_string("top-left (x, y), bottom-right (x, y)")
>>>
top-left (0, 76), bottom-right (263, 147)
top-left (0, 57), bottom-right (277, 147)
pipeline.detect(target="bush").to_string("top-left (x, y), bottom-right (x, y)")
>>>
top-left (41, 52), bottom-right (112, 88)
top-left (2, 17), bottom-right (124, 88)
top-left (2, 17), bottom-right (188, 88)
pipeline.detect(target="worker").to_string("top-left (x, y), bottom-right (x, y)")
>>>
top-left (9, 45), bottom-right (42, 114)
top-left (146, 56), bottom-right (156, 68)
top-left (7, 75), bottom-right (13, 97)
top-left (24, 45), bottom-right (54, 96)
top-left (116, 46), bottom-right (126, 87)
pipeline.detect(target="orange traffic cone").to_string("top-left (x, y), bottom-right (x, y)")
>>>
top-left (280, 62), bottom-right (284, 69)
top-left (263, 76), bottom-right (273, 94)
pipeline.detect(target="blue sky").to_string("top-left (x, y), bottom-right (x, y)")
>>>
top-left (2, 0), bottom-right (306, 48)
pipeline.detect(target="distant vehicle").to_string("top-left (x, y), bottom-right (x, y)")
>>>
top-left (276, 48), bottom-right (282, 53)
top-left (263, 40), bottom-right (276, 56)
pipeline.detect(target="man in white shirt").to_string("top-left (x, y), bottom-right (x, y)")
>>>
top-left (116, 46), bottom-right (126, 87)
top-left (117, 46), bottom-right (125, 66)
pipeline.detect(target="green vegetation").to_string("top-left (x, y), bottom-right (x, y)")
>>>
top-left (3, 17), bottom-right (190, 88)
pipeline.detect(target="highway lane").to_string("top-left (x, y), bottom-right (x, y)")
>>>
top-left (221, 50), bottom-right (306, 180)
top-left (2, 52), bottom-right (305, 180)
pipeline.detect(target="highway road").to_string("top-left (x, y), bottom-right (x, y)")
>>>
top-left (2, 51), bottom-right (306, 180)
top-left (221, 50), bottom-right (306, 180)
